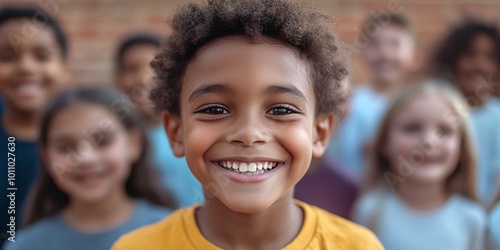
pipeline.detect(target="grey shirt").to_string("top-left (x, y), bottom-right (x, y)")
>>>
top-left (5, 200), bottom-right (172, 250)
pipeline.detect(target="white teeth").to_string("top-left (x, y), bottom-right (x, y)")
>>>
top-left (240, 163), bottom-right (248, 172)
top-left (219, 161), bottom-right (280, 175)
top-left (248, 163), bottom-right (257, 172)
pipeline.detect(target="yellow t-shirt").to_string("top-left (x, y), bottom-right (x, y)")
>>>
top-left (112, 200), bottom-right (383, 250)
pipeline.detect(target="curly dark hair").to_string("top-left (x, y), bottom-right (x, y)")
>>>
top-left (433, 19), bottom-right (500, 76)
top-left (150, 0), bottom-right (348, 115)
top-left (0, 5), bottom-right (68, 59)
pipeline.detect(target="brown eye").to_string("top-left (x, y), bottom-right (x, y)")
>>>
top-left (402, 123), bottom-right (422, 134)
top-left (0, 50), bottom-right (15, 61)
top-left (437, 126), bottom-right (453, 137)
top-left (266, 105), bottom-right (299, 115)
top-left (35, 50), bottom-right (50, 62)
top-left (196, 105), bottom-right (229, 115)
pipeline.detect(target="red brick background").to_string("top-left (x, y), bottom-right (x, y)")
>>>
top-left (3, 0), bottom-right (500, 86)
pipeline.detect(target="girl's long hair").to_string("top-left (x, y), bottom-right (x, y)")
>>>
top-left (22, 87), bottom-right (175, 227)
top-left (363, 80), bottom-right (479, 202)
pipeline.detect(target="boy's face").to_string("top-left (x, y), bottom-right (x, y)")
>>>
top-left (454, 34), bottom-right (498, 99)
top-left (362, 24), bottom-right (415, 86)
top-left (117, 44), bottom-right (158, 123)
top-left (0, 19), bottom-right (68, 114)
top-left (163, 36), bottom-right (333, 213)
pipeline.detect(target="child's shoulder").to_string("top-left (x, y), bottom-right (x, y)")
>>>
top-left (448, 194), bottom-right (488, 230)
top-left (491, 203), bottom-right (500, 218)
top-left (112, 206), bottom-right (193, 250)
top-left (4, 215), bottom-right (63, 250)
top-left (297, 201), bottom-right (383, 250)
top-left (354, 189), bottom-right (387, 213)
top-left (451, 194), bottom-right (486, 218)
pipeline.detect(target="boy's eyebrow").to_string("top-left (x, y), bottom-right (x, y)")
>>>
top-left (265, 84), bottom-right (307, 103)
top-left (188, 83), bottom-right (232, 102)
top-left (188, 83), bottom-right (307, 102)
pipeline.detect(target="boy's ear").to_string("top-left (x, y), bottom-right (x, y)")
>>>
top-left (312, 113), bottom-right (335, 158)
top-left (163, 112), bottom-right (185, 157)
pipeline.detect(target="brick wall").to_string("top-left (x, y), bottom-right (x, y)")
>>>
top-left (4, 0), bottom-right (500, 86)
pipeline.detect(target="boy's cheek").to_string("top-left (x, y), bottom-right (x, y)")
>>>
top-left (0, 65), bottom-right (14, 86)
top-left (44, 60), bottom-right (69, 90)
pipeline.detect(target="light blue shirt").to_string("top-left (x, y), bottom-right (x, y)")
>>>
top-left (488, 203), bottom-right (500, 250)
top-left (353, 189), bottom-right (486, 250)
top-left (147, 124), bottom-right (203, 207)
top-left (470, 97), bottom-right (500, 204)
top-left (5, 200), bottom-right (171, 250)
top-left (328, 85), bottom-right (389, 177)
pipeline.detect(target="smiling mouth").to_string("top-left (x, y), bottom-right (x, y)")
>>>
top-left (72, 170), bottom-right (109, 183)
top-left (215, 161), bottom-right (283, 176)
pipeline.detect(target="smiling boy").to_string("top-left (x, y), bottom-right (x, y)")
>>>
top-left (0, 6), bottom-right (69, 247)
top-left (112, 0), bottom-right (383, 249)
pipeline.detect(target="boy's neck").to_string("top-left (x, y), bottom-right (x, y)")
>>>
top-left (395, 181), bottom-right (449, 212)
top-left (2, 107), bottom-right (39, 140)
top-left (63, 188), bottom-right (135, 232)
top-left (197, 190), bottom-right (303, 250)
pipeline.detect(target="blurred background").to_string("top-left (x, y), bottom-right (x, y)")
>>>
top-left (3, 0), bottom-right (500, 86)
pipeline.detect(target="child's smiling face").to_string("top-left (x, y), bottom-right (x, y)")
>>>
top-left (0, 19), bottom-right (68, 113)
top-left (164, 36), bottom-right (333, 213)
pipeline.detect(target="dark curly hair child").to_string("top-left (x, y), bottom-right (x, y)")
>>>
top-left (113, 1), bottom-right (383, 249)
top-left (433, 20), bottom-right (500, 205)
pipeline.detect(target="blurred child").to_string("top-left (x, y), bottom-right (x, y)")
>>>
top-left (5, 87), bottom-right (174, 250)
top-left (354, 81), bottom-right (486, 250)
top-left (294, 156), bottom-right (359, 219)
top-left (115, 34), bottom-right (202, 207)
top-left (434, 20), bottom-right (500, 204)
top-left (330, 12), bottom-right (418, 177)
top-left (112, 0), bottom-right (383, 249)
top-left (488, 190), bottom-right (500, 250)
top-left (0, 6), bottom-right (70, 246)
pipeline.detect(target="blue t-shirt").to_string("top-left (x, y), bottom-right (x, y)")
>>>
top-left (353, 189), bottom-right (486, 250)
top-left (0, 123), bottom-right (39, 247)
top-left (147, 124), bottom-right (203, 207)
top-left (328, 85), bottom-right (390, 177)
top-left (489, 203), bottom-right (500, 250)
top-left (470, 97), bottom-right (500, 204)
top-left (4, 200), bottom-right (172, 250)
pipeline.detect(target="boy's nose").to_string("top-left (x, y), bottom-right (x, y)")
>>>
top-left (16, 56), bottom-right (37, 75)
top-left (226, 113), bottom-right (270, 147)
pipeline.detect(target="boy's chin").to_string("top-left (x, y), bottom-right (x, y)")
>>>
top-left (217, 193), bottom-right (277, 214)
top-left (6, 95), bottom-right (47, 113)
